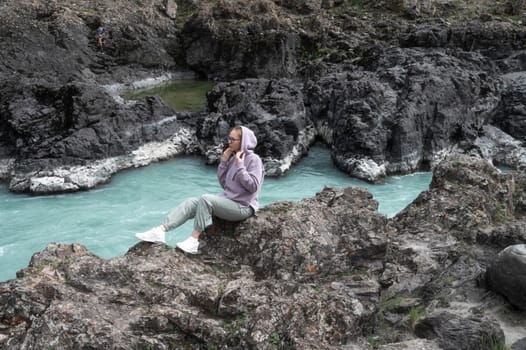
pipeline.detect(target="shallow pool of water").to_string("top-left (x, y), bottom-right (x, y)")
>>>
top-left (121, 80), bottom-right (215, 112)
top-left (0, 147), bottom-right (431, 282)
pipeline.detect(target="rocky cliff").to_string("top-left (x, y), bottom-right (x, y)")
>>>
top-left (1, 155), bottom-right (526, 349)
top-left (0, 0), bottom-right (526, 192)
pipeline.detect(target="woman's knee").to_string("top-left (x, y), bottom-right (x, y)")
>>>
top-left (199, 194), bottom-right (218, 206)
top-left (178, 196), bottom-right (199, 212)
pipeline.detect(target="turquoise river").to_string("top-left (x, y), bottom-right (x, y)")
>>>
top-left (0, 147), bottom-right (431, 282)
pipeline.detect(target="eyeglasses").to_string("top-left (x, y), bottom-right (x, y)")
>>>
top-left (227, 137), bottom-right (240, 143)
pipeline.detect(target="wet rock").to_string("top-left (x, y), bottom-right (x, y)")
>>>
top-left (0, 76), bottom-right (201, 193)
top-left (487, 244), bottom-right (526, 311)
top-left (9, 128), bottom-right (196, 194)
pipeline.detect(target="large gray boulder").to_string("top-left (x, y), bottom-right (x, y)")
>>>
top-left (487, 244), bottom-right (526, 311)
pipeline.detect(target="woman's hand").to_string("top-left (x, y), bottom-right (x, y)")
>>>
top-left (221, 148), bottom-right (233, 162)
top-left (235, 151), bottom-right (245, 163)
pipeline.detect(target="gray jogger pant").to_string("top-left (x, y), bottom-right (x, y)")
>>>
top-left (162, 194), bottom-right (253, 233)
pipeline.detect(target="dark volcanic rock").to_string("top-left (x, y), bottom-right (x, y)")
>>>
top-left (200, 78), bottom-right (315, 176)
top-left (305, 48), bottom-right (501, 180)
top-left (0, 0), bottom-right (198, 193)
top-left (487, 244), bottom-right (526, 311)
top-left (0, 0), bottom-right (179, 83)
top-left (492, 72), bottom-right (526, 143)
top-left (0, 77), bottom-right (199, 193)
top-left (182, 0), bottom-right (299, 80)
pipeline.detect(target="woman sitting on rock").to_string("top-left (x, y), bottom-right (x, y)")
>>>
top-left (135, 126), bottom-right (264, 254)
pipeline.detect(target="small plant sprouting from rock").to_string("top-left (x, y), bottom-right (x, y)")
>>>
top-left (218, 283), bottom-right (226, 298)
top-left (408, 306), bottom-right (426, 330)
top-left (367, 335), bottom-right (382, 349)
top-left (379, 295), bottom-right (402, 312)
top-left (480, 336), bottom-right (511, 350)
top-left (145, 278), bottom-right (164, 289)
top-left (268, 332), bottom-right (281, 345)
top-left (223, 315), bottom-right (246, 336)
top-left (492, 201), bottom-right (509, 223)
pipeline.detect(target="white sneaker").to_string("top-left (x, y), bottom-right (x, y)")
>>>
top-left (135, 226), bottom-right (166, 243)
top-left (176, 236), bottom-right (199, 254)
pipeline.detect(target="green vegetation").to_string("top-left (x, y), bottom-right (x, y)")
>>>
top-left (145, 277), bottom-right (164, 288)
top-left (492, 201), bottom-right (509, 222)
top-left (346, 267), bottom-right (371, 277)
top-left (407, 306), bottom-right (426, 330)
top-left (367, 336), bottom-right (382, 349)
top-left (480, 336), bottom-right (511, 350)
top-left (512, 180), bottom-right (526, 202)
top-left (350, 0), bottom-right (366, 10)
top-left (223, 315), bottom-right (246, 336)
top-left (268, 332), bottom-right (281, 345)
top-left (217, 282), bottom-right (226, 299)
top-left (379, 295), bottom-right (402, 312)
top-left (32, 261), bottom-right (48, 273)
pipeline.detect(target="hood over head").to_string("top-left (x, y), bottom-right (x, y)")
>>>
top-left (240, 126), bottom-right (257, 154)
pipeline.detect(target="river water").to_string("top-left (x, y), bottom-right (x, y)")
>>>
top-left (0, 146), bottom-right (431, 282)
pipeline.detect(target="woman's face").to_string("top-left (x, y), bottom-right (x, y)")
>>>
top-left (228, 129), bottom-right (242, 152)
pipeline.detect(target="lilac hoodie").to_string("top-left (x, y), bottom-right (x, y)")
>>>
top-left (217, 126), bottom-right (264, 211)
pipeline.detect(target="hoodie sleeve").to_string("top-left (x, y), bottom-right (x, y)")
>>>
top-left (234, 155), bottom-right (263, 193)
top-left (217, 160), bottom-right (229, 189)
